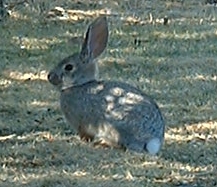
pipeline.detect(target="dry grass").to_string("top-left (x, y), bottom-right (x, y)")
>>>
top-left (0, 0), bottom-right (217, 186)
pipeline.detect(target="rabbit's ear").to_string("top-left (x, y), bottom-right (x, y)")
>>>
top-left (80, 16), bottom-right (108, 61)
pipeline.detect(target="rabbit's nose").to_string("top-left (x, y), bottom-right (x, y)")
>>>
top-left (47, 72), bottom-right (61, 85)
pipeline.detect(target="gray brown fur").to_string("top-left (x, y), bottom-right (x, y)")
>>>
top-left (48, 16), bottom-right (165, 154)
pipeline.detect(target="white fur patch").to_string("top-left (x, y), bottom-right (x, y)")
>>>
top-left (146, 138), bottom-right (161, 155)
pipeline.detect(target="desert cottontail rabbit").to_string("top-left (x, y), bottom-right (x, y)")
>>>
top-left (48, 16), bottom-right (165, 155)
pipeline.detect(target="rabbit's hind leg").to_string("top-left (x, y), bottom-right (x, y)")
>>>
top-left (92, 124), bottom-right (123, 149)
top-left (93, 135), bottom-right (123, 149)
top-left (124, 140), bottom-right (145, 153)
top-left (125, 138), bottom-right (161, 155)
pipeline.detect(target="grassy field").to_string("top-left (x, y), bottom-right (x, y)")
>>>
top-left (0, 0), bottom-right (217, 186)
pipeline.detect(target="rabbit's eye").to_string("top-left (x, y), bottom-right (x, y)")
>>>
top-left (64, 64), bottom-right (73, 71)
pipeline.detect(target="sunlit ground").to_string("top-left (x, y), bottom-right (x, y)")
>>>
top-left (0, 0), bottom-right (217, 186)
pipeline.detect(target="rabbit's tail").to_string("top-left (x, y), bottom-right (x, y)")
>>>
top-left (145, 138), bottom-right (162, 155)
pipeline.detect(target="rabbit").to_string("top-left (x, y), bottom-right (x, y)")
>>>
top-left (48, 16), bottom-right (165, 155)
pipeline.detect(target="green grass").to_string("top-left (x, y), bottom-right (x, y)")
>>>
top-left (0, 0), bottom-right (217, 186)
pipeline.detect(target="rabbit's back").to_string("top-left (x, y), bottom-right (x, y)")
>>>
top-left (60, 80), bottom-right (164, 153)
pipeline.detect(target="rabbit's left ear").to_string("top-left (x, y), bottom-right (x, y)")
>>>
top-left (80, 16), bottom-right (108, 60)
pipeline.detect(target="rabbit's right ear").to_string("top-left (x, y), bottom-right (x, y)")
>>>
top-left (80, 16), bottom-right (108, 62)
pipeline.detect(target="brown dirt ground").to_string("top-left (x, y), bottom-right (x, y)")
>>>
top-left (0, 0), bottom-right (217, 186)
